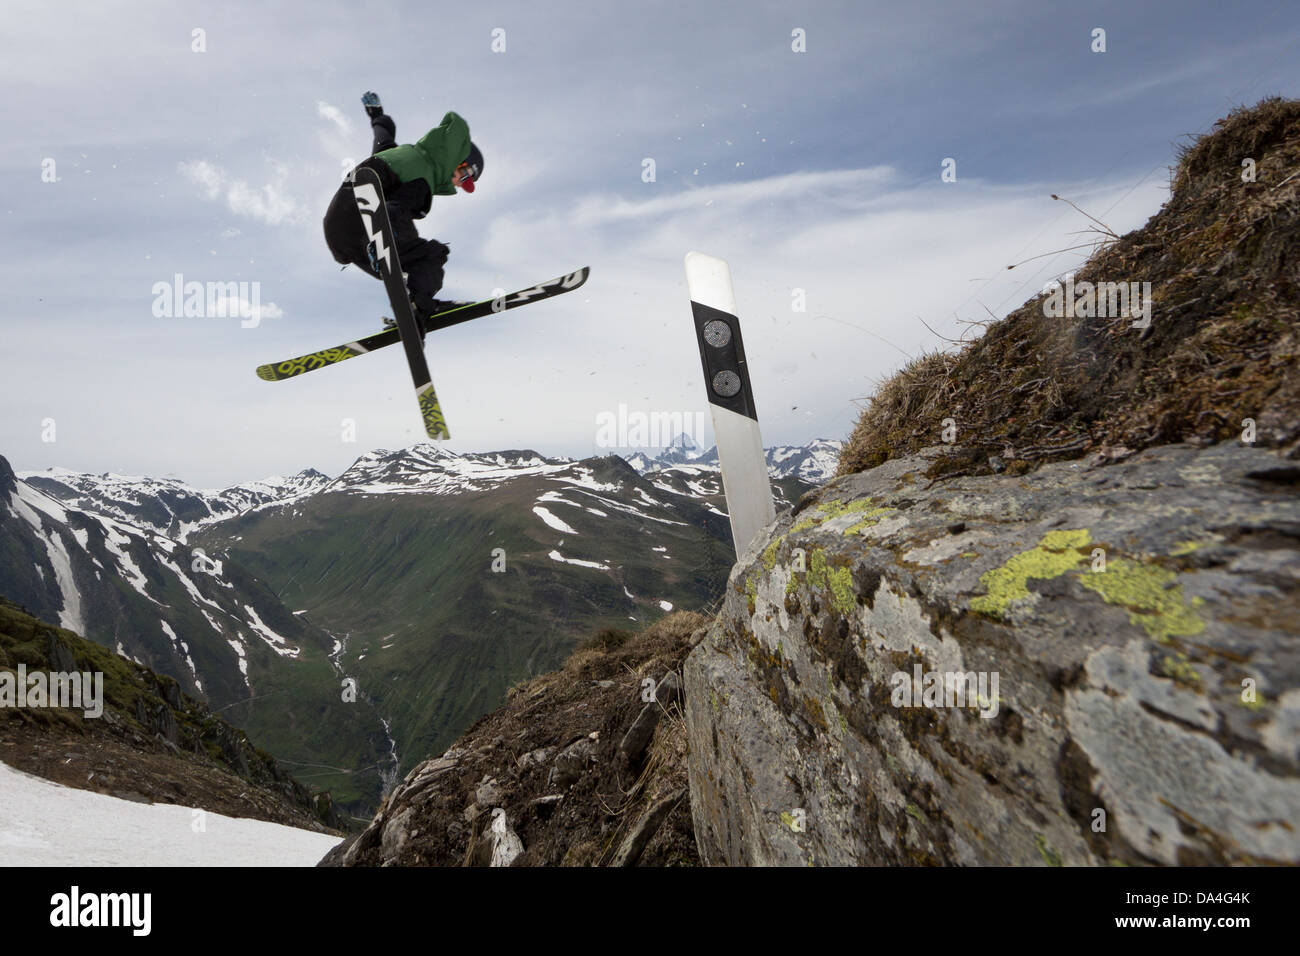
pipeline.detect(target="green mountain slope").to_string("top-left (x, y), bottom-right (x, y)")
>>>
top-left (0, 455), bottom-right (392, 815)
top-left (197, 452), bottom-right (739, 777)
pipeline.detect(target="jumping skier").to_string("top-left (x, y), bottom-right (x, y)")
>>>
top-left (323, 91), bottom-right (483, 321)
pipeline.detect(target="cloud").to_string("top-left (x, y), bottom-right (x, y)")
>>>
top-left (225, 178), bottom-right (301, 225)
top-left (316, 100), bottom-right (352, 134)
top-left (179, 159), bottom-right (224, 200)
top-left (178, 159), bottom-right (304, 226)
top-left (559, 167), bottom-right (897, 229)
top-left (463, 163), bottom-right (1170, 461)
top-left (206, 292), bottom-right (284, 328)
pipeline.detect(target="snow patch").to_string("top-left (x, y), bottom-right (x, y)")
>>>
top-left (547, 550), bottom-right (611, 571)
top-left (533, 506), bottom-right (579, 535)
top-left (536, 491), bottom-right (582, 509)
top-left (41, 528), bottom-right (83, 635)
top-left (92, 514), bottom-right (159, 604)
top-left (14, 481), bottom-right (69, 524)
top-left (226, 638), bottom-right (250, 684)
top-left (0, 761), bottom-right (341, 866)
top-left (158, 555), bottom-right (225, 614)
top-left (161, 620), bottom-right (200, 680)
top-left (242, 605), bottom-right (300, 659)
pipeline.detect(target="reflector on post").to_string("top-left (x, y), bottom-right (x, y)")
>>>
top-left (685, 251), bottom-right (775, 558)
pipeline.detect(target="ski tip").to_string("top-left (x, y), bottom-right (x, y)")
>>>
top-left (255, 365), bottom-right (278, 382)
top-left (418, 389), bottom-right (450, 440)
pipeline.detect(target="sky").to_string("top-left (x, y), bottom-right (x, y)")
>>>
top-left (2, 0), bottom-right (1298, 487)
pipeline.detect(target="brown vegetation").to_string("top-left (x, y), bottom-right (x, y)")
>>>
top-left (838, 97), bottom-right (1300, 478)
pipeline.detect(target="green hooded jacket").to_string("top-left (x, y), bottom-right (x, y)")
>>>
top-left (374, 111), bottom-right (471, 199)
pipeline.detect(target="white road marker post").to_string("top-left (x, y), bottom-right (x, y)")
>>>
top-left (684, 251), bottom-right (775, 558)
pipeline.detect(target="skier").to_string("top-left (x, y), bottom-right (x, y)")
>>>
top-left (323, 91), bottom-right (483, 321)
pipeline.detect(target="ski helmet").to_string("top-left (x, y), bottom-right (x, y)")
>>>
top-left (458, 142), bottom-right (483, 192)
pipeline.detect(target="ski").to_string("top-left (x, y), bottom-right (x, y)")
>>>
top-left (255, 267), bottom-right (590, 383)
top-left (352, 166), bottom-right (449, 440)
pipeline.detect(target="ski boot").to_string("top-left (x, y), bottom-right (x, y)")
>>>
top-left (427, 298), bottom-right (475, 318)
top-left (416, 297), bottom-right (475, 333)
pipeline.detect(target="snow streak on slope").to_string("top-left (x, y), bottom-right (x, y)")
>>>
top-left (227, 638), bottom-right (250, 685)
top-left (7, 479), bottom-right (84, 633)
top-left (40, 527), bottom-right (83, 635)
top-left (0, 762), bottom-right (340, 866)
top-left (90, 513), bottom-right (158, 604)
top-left (243, 604), bottom-right (301, 659)
top-left (160, 620), bottom-right (202, 690)
top-left (533, 506), bottom-right (579, 535)
top-left (548, 550), bottom-right (611, 570)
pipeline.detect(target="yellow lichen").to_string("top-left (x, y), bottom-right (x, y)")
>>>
top-left (805, 549), bottom-right (855, 615)
top-left (791, 496), bottom-right (888, 534)
top-left (969, 529), bottom-right (1092, 618)
top-left (1078, 557), bottom-right (1205, 644)
top-left (1160, 653), bottom-right (1202, 684)
top-left (845, 506), bottom-right (899, 535)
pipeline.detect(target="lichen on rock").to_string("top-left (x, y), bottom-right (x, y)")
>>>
top-left (685, 441), bottom-right (1300, 866)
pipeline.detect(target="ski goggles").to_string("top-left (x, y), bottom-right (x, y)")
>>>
top-left (456, 163), bottom-right (477, 192)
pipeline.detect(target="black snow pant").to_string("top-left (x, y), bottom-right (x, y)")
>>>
top-left (323, 114), bottom-right (450, 317)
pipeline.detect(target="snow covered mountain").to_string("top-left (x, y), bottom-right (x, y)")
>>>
top-left (624, 437), bottom-right (843, 483)
top-left (19, 466), bottom-right (330, 540)
top-left (0, 455), bottom-right (392, 812)
top-left (16, 439), bottom-right (839, 532)
top-left (327, 445), bottom-right (575, 495)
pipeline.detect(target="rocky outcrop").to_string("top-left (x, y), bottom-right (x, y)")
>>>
top-left (685, 441), bottom-right (1300, 865)
top-left (320, 612), bottom-right (706, 867)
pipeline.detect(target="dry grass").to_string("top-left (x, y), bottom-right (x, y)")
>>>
top-left (837, 96), bottom-right (1300, 478)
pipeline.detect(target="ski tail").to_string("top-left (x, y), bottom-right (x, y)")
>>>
top-left (256, 341), bottom-right (372, 382)
top-left (417, 384), bottom-right (449, 439)
top-left (352, 166), bottom-right (450, 440)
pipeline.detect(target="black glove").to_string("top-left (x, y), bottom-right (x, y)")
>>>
top-left (361, 91), bottom-right (383, 119)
